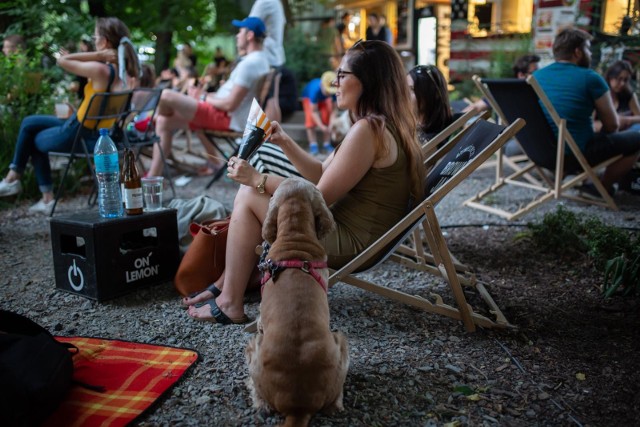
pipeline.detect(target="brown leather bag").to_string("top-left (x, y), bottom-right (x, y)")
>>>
top-left (174, 217), bottom-right (230, 296)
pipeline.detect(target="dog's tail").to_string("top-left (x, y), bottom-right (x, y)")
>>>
top-left (281, 413), bottom-right (312, 427)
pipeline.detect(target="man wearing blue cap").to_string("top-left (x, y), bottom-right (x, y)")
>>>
top-left (147, 17), bottom-right (270, 177)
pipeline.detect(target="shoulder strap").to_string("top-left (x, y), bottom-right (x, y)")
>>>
top-left (106, 63), bottom-right (116, 92)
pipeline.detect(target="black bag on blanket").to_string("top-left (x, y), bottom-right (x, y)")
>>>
top-left (0, 310), bottom-right (75, 427)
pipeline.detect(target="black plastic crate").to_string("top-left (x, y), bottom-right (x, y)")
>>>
top-left (50, 209), bottom-right (179, 301)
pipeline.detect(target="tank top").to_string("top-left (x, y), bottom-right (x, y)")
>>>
top-left (76, 63), bottom-right (117, 130)
top-left (324, 129), bottom-right (411, 268)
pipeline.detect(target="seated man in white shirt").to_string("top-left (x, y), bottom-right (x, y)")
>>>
top-left (147, 16), bottom-right (270, 177)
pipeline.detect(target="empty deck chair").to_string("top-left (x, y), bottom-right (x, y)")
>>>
top-left (464, 76), bottom-right (620, 220)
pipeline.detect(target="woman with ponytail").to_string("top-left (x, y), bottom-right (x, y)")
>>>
top-left (0, 17), bottom-right (140, 214)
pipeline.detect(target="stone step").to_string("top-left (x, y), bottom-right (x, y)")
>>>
top-left (283, 110), bottom-right (305, 124)
top-left (280, 122), bottom-right (308, 147)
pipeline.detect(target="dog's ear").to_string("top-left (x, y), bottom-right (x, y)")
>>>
top-left (262, 196), bottom-right (279, 244)
top-left (313, 189), bottom-right (335, 239)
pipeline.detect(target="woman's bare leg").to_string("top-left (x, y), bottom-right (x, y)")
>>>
top-left (148, 90), bottom-right (199, 176)
top-left (187, 185), bottom-right (270, 320)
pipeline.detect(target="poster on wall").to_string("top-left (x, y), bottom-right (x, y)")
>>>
top-left (533, 0), bottom-right (580, 63)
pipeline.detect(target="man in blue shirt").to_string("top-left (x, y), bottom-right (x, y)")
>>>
top-left (534, 27), bottom-right (640, 197)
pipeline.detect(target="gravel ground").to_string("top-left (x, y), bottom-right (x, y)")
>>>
top-left (1, 161), bottom-right (639, 426)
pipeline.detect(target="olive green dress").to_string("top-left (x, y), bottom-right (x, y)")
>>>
top-left (322, 137), bottom-right (411, 269)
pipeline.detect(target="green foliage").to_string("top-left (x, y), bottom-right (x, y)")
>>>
top-left (0, 52), bottom-right (60, 201)
top-left (284, 26), bottom-right (331, 92)
top-left (104, 0), bottom-right (239, 73)
top-left (1, 0), bottom-right (92, 56)
top-left (526, 206), bottom-right (639, 298)
top-left (526, 205), bottom-right (588, 255)
top-left (603, 248), bottom-right (640, 298)
top-left (582, 217), bottom-right (633, 269)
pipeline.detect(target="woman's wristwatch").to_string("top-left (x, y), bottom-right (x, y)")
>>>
top-left (256, 174), bottom-right (268, 194)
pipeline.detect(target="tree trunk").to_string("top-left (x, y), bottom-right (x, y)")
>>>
top-left (154, 31), bottom-right (173, 74)
top-left (0, 14), bottom-right (11, 34)
top-left (87, 0), bottom-right (107, 17)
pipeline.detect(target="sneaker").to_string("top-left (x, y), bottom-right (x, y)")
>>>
top-left (309, 143), bottom-right (319, 155)
top-left (28, 199), bottom-right (55, 214)
top-left (0, 179), bottom-right (22, 197)
top-left (322, 142), bottom-right (334, 154)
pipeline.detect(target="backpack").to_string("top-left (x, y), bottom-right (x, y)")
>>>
top-left (0, 310), bottom-right (75, 427)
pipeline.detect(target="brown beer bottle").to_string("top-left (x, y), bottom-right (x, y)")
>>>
top-left (122, 148), bottom-right (143, 215)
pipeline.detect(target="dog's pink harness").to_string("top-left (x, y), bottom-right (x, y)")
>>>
top-left (260, 259), bottom-right (328, 293)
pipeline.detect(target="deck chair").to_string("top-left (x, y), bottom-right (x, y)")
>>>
top-left (125, 87), bottom-right (176, 199)
top-left (244, 117), bottom-right (525, 334)
top-left (49, 90), bottom-right (133, 217)
top-left (422, 109), bottom-right (491, 160)
top-left (199, 68), bottom-right (278, 189)
top-left (464, 76), bottom-right (620, 220)
top-left (469, 75), bottom-right (536, 183)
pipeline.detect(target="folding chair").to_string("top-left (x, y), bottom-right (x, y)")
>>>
top-left (125, 87), bottom-right (176, 199)
top-left (464, 76), bottom-right (620, 221)
top-left (244, 117), bottom-right (525, 334)
top-left (49, 90), bottom-right (133, 217)
top-left (469, 75), bottom-right (536, 182)
top-left (199, 68), bottom-right (278, 189)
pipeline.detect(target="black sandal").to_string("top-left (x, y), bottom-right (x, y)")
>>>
top-left (189, 298), bottom-right (250, 325)
top-left (182, 283), bottom-right (221, 307)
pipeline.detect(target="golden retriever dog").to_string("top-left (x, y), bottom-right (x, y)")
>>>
top-left (245, 177), bottom-right (349, 427)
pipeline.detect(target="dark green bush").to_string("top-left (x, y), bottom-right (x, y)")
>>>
top-left (527, 205), bottom-right (588, 255)
top-left (527, 206), bottom-right (639, 298)
top-left (284, 26), bottom-right (331, 93)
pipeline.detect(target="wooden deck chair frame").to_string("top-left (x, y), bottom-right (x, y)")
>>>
top-left (328, 118), bottom-right (524, 332)
top-left (199, 68), bottom-right (278, 189)
top-left (422, 109), bottom-right (492, 161)
top-left (125, 87), bottom-right (176, 199)
top-left (244, 117), bottom-right (525, 334)
top-left (49, 90), bottom-right (134, 217)
top-left (465, 75), bottom-right (620, 221)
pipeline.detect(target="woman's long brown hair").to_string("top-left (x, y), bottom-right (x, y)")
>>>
top-left (345, 40), bottom-right (424, 202)
top-left (96, 17), bottom-right (140, 79)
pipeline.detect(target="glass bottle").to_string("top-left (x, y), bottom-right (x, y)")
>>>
top-left (122, 148), bottom-right (143, 215)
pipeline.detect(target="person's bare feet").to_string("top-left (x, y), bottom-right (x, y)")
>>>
top-left (181, 284), bottom-right (221, 306)
top-left (186, 298), bottom-right (247, 324)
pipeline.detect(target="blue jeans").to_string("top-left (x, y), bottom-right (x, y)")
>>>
top-left (10, 114), bottom-right (98, 193)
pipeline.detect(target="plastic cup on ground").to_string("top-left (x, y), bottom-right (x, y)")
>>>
top-left (141, 176), bottom-right (164, 211)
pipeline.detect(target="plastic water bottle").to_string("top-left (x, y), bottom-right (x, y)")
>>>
top-left (94, 128), bottom-right (123, 218)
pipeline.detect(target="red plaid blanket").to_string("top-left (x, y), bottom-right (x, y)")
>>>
top-left (44, 337), bottom-right (198, 427)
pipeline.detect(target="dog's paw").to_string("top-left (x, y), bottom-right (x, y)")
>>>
top-left (323, 391), bottom-right (345, 414)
